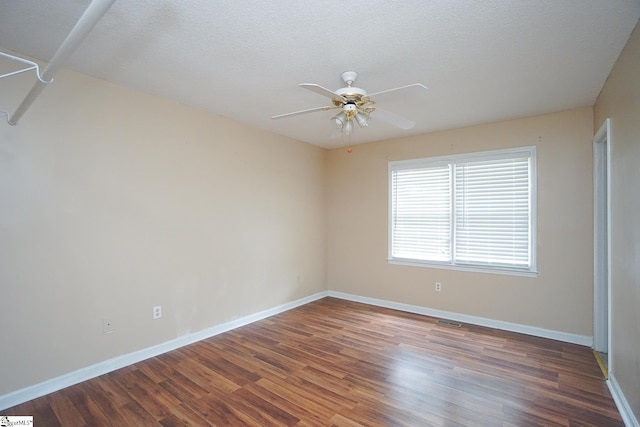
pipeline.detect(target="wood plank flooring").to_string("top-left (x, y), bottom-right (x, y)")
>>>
top-left (4, 297), bottom-right (623, 426)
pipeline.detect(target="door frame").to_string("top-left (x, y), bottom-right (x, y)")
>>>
top-left (593, 118), bottom-right (611, 371)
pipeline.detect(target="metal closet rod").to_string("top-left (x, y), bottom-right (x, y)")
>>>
top-left (6, 0), bottom-right (117, 125)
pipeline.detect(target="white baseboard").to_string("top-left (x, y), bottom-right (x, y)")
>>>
top-left (608, 374), bottom-right (640, 427)
top-left (327, 291), bottom-right (593, 346)
top-left (0, 291), bottom-right (329, 411)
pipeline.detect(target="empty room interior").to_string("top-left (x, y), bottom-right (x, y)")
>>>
top-left (1, 1), bottom-right (640, 426)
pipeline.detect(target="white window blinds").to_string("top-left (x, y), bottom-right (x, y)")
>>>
top-left (389, 147), bottom-right (536, 274)
top-left (454, 155), bottom-right (531, 269)
top-left (391, 164), bottom-right (451, 262)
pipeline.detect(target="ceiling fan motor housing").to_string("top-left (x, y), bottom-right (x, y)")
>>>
top-left (335, 86), bottom-right (366, 97)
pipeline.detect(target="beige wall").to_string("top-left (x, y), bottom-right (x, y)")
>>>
top-left (594, 20), bottom-right (640, 421)
top-left (327, 107), bottom-right (595, 335)
top-left (0, 67), bottom-right (326, 395)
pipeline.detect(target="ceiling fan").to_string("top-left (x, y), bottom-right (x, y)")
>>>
top-left (272, 71), bottom-right (427, 134)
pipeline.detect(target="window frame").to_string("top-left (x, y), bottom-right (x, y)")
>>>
top-left (388, 146), bottom-right (537, 277)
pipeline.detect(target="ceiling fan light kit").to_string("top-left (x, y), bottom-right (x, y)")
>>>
top-left (332, 111), bottom-right (347, 128)
top-left (355, 111), bottom-right (370, 127)
top-left (272, 71), bottom-right (427, 136)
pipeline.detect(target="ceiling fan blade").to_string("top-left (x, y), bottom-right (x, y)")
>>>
top-left (367, 83), bottom-right (427, 99)
top-left (271, 105), bottom-right (336, 120)
top-left (373, 108), bottom-right (415, 130)
top-left (300, 83), bottom-right (342, 100)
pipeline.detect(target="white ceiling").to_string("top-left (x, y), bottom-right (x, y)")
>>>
top-left (1, 1), bottom-right (639, 149)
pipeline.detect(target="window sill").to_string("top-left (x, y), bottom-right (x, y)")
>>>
top-left (387, 258), bottom-right (539, 278)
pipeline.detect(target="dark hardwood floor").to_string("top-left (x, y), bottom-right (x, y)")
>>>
top-left (5, 297), bottom-right (623, 426)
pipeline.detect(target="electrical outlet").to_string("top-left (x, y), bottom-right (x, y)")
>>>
top-left (435, 282), bottom-right (442, 292)
top-left (103, 317), bottom-right (114, 333)
top-left (153, 306), bottom-right (162, 319)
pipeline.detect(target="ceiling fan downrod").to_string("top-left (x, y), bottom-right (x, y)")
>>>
top-left (341, 71), bottom-right (359, 87)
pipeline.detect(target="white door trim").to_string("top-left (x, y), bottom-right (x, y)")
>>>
top-left (593, 118), bottom-right (612, 371)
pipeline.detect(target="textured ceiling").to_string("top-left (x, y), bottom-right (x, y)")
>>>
top-left (1, 1), bottom-right (639, 149)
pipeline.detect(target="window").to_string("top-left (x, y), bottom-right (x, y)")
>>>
top-left (389, 147), bottom-right (536, 275)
